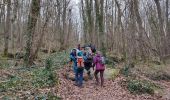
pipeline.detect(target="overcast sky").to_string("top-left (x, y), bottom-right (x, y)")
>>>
top-left (71, 0), bottom-right (80, 21)
top-left (71, 0), bottom-right (82, 39)
top-left (73, 0), bottom-right (79, 4)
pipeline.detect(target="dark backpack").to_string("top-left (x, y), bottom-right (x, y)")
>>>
top-left (90, 45), bottom-right (96, 53)
top-left (86, 53), bottom-right (93, 63)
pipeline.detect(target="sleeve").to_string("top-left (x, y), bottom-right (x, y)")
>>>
top-left (93, 56), bottom-right (97, 67)
top-left (70, 54), bottom-right (76, 61)
top-left (83, 55), bottom-right (87, 61)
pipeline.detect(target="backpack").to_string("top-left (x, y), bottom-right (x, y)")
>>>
top-left (77, 51), bottom-right (84, 68)
top-left (90, 45), bottom-right (96, 53)
top-left (86, 53), bottom-right (93, 63)
top-left (99, 56), bottom-right (105, 65)
top-left (77, 57), bottom-right (84, 68)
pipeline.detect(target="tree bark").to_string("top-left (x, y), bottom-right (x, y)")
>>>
top-left (4, 0), bottom-right (11, 56)
top-left (30, 6), bottom-right (50, 62)
top-left (94, 0), bottom-right (105, 55)
top-left (154, 0), bottom-right (166, 61)
top-left (24, 0), bottom-right (41, 66)
top-left (133, 0), bottom-right (146, 60)
top-left (166, 0), bottom-right (170, 53)
top-left (81, 0), bottom-right (88, 43)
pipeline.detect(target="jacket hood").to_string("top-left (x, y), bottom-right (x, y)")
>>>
top-left (71, 48), bottom-right (79, 52)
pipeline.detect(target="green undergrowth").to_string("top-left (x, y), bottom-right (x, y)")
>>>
top-left (0, 49), bottom-right (72, 99)
top-left (34, 92), bottom-right (62, 100)
top-left (0, 56), bottom-right (15, 69)
top-left (0, 68), bottom-right (57, 93)
top-left (119, 60), bottom-right (170, 81)
top-left (1, 92), bottom-right (62, 100)
top-left (105, 52), bottom-right (125, 67)
top-left (120, 63), bottom-right (135, 77)
top-left (0, 75), bottom-right (20, 92)
top-left (0, 50), bottom-right (70, 99)
top-left (104, 68), bottom-right (120, 80)
top-left (32, 58), bottom-right (57, 88)
top-left (134, 62), bottom-right (170, 81)
top-left (121, 78), bottom-right (161, 95)
top-left (128, 79), bottom-right (161, 95)
top-left (119, 61), bottom-right (167, 95)
top-left (48, 50), bottom-right (70, 69)
top-left (146, 69), bottom-right (170, 81)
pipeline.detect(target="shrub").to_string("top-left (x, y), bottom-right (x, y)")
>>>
top-left (0, 76), bottom-right (20, 92)
top-left (104, 68), bottom-right (120, 80)
top-left (149, 71), bottom-right (170, 81)
top-left (47, 92), bottom-right (62, 100)
top-left (50, 51), bottom-right (70, 69)
top-left (34, 93), bottom-right (61, 100)
top-left (127, 79), bottom-right (159, 95)
top-left (32, 58), bottom-right (57, 88)
top-left (120, 63), bottom-right (134, 77)
top-left (45, 58), bottom-right (53, 70)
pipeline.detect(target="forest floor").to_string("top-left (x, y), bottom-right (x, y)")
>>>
top-left (57, 66), bottom-right (170, 100)
top-left (0, 51), bottom-right (170, 100)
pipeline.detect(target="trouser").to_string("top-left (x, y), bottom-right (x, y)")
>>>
top-left (84, 62), bottom-right (92, 76)
top-left (73, 62), bottom-right (77, 74)
top-left (94, 70), bottom-right (104, 86)
top-left (75, 67), bottom-right (84, 86)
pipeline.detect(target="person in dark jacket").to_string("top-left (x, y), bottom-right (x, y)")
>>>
top-left (84, 52), bottom-right (93, 79)
top-left (70, 48), bottom-right (77, 73)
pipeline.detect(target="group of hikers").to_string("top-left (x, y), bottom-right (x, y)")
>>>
top-left (69, 44), bottom-right (105, 88)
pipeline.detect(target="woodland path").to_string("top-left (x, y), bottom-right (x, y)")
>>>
top-left (56, 67), bottom-right (170, 100)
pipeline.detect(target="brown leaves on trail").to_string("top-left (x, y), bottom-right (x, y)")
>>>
top-left (0, 70), bottom-right (14, 79)
top-left (57, 68), bottom-right (163, 100)
top-left (1, 65), bottom-right (170, 99)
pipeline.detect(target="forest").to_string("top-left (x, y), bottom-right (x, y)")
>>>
top-left (0, 0), bottom-right (170, 99)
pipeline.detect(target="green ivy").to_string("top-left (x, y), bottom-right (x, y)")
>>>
top-left (127, 79), bottom-right (159, 95)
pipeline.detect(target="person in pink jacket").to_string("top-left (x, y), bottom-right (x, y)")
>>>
top-left (93, 51), bottom-right (105, 87)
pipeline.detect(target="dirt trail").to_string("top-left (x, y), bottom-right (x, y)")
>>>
top-left (57, 68), bottom-right (166, 100)
top-left (162, 81), bottom-right (170, 100)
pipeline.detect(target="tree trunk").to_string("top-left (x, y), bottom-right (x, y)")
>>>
top-left (94, 0), bottom-right (105, 55)
top-left (60, 0), bottom-right (67, 50)
top-left (133, 0), bottom-right (146, 60)
top-left (166, 0), bottom-right (170, 53)
top-left (99, 0), bottom-right (105, 51)
top-left (30, 6), bottom-right (50, 62)
top-left (24, 0), bottom-right (41, 66)
top-left (85, 0), bottom-right (94, 44)
top-left (154, 0), bottom-right (166, 61)
top-left (81, 0), bottom-right (88, 43)
top-left (128, 0), bottom-right (137, 61)
top-left (4, 0), bottom-right (11, 56)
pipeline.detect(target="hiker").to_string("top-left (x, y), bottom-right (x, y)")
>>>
top-left (84, 47), bottom-right (93, 79)
top-left (89, 43), bottom-right (96, 53)
top-left (70, 48), bottom-right (78, 73)
top-left (93, 51), bottom-right (105, 87)
top-left (75, 50), bottom-right (84, 87)
top-left (77, 44), bottom-right (81, 50)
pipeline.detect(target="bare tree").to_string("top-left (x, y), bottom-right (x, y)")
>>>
top-left (154, 0), bottom-right (167, 61)
top-left (24, 0), bottom-right (41, 66)
top-left (166, 0), bottom-right (170, 53)
top-left (4, 0), bottom-right (11, 56)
